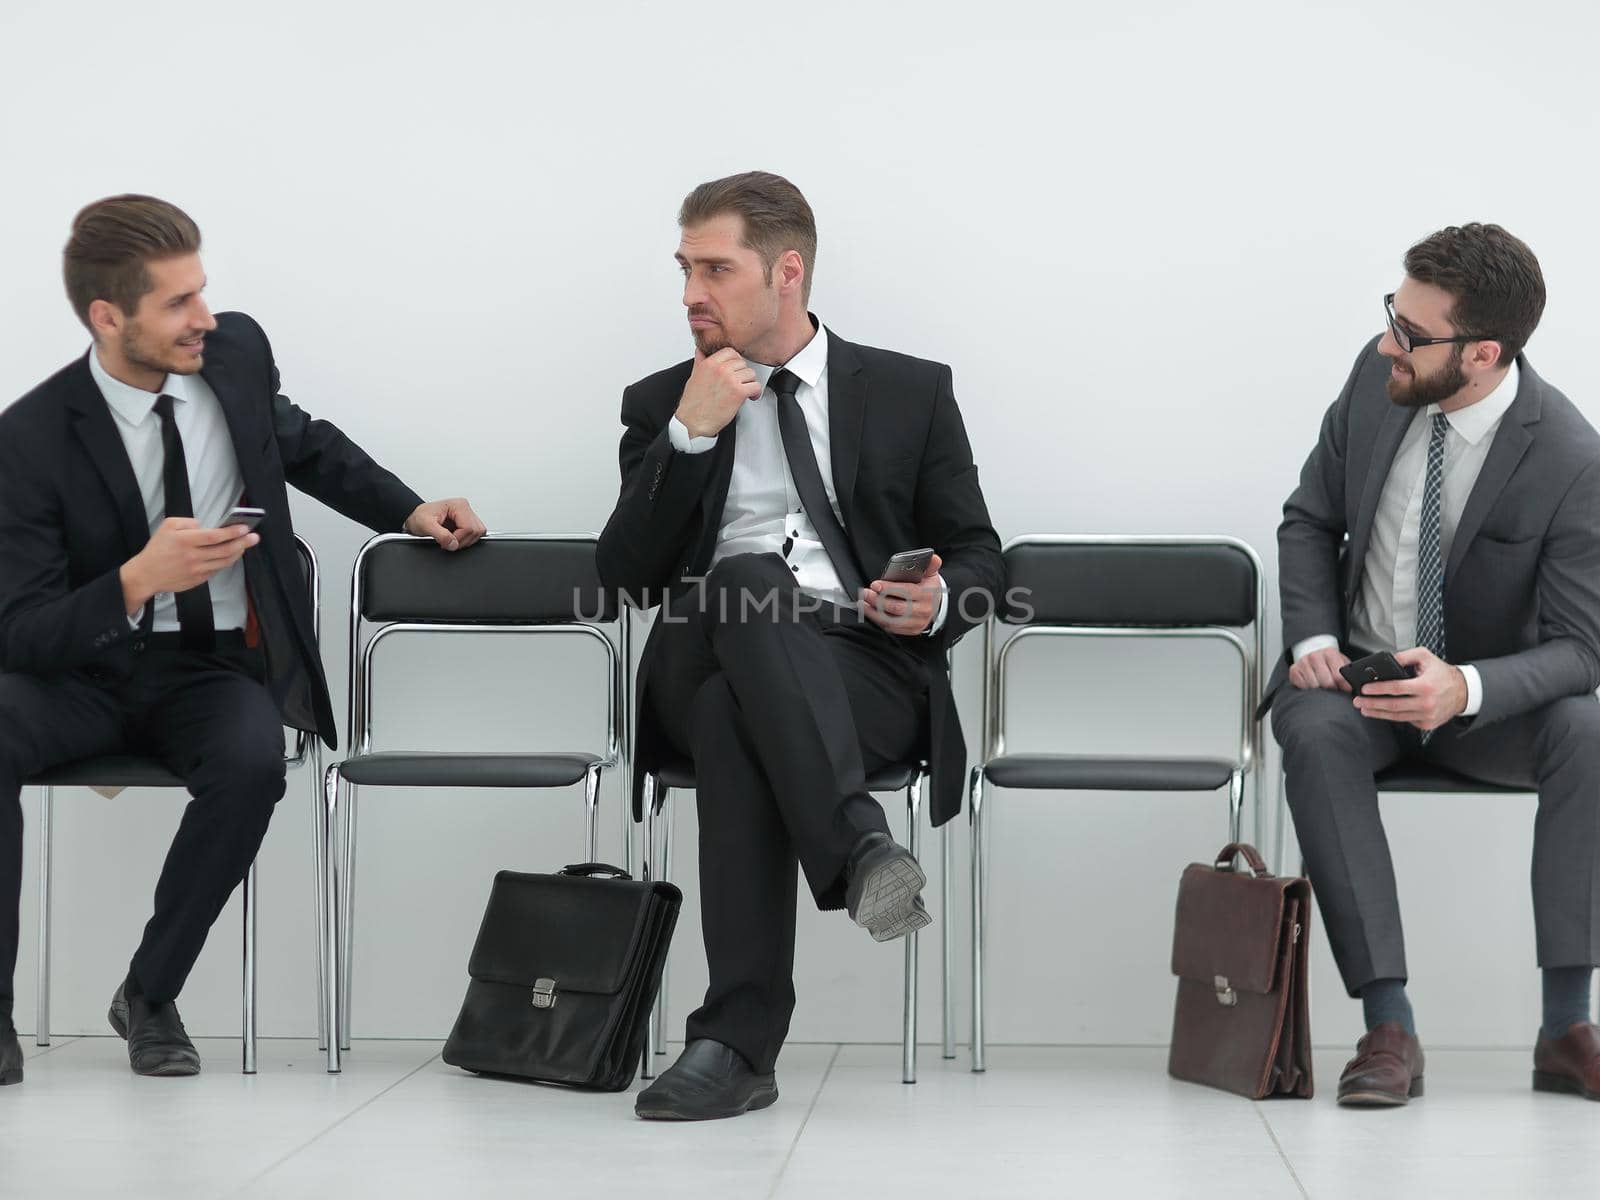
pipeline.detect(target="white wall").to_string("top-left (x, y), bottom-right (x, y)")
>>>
top-left (2, 0), bottom-right (1596, 1052)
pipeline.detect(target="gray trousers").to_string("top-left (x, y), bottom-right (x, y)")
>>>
top-left (1273, 684), bottom-right (1600, 994)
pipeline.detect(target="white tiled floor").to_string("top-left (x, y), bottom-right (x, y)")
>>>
top-left (3, 1039), bottom-right (1598, 1198)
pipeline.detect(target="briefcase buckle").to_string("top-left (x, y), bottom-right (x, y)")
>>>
top-left (1213, 975), bottom-right (1237, 1007)
top-left (531, 978), bottom-right (558, 1010)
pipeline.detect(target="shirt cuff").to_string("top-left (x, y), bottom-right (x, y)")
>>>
top-left (1291, 634), bottom-right (1340, 661)
top-left (924, 583), bottom-right (950, 636)
top-left (668, 416), bottom-right (718, 455)
top-left (1459, 663), bottom-right (1483, 717)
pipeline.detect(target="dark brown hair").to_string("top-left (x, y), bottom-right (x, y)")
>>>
top-left (1403, 223), bottom-right (1545, 363)
top-left (679, 171), bottom-right (817, 303)
top-left (63, 195), bottom-right (202, 330)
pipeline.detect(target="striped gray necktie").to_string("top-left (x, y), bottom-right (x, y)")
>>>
top-left (1415, 412), bottom-right (1449, 741)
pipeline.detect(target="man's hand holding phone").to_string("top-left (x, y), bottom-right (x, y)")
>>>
top-left (675, 347), bottom-right (762, 439)
top-left (119, 517), bottom-right (260, 617)
top-left (1351, 646), bottom-right (1468, 731)
top-left (861, 550), bottom-right (944, 637)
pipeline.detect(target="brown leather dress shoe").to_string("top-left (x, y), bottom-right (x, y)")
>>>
top-left (1337, 1022), bottom-right (1425, 1106)
top-left (1533, 1022), bottom-right (1600, 1100)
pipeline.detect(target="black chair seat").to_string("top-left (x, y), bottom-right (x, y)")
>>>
top-left (652, 757), bottom-right (922, 793)
top-left (981, 753), bottom-right (1238, 792)
top-left (1375, 764), bottom-right (1530, 795)
top-left (337, 752), bottom-right (603, 789)
top-left (28, 755), bottom-right (184, 789)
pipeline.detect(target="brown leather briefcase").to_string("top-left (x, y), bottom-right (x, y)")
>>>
top-left (1167, 842), bottom-right (1313, 1099)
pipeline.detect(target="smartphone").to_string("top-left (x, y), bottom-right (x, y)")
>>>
top-left (879, 547), bottom-right (935, 583)
top-left (220, 505), bottom-right (267, 533)
top-left (1338, 650), bottom-right (1415, 695)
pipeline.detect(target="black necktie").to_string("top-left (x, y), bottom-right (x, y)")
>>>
top-left (154, 394), bottom-right (216, 650)
top-left (769, 368), bottom-right (865, 599)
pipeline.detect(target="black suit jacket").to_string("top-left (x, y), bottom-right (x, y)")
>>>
top-left (0, 311), bottom-right (424, 749)
top-left (597, 327), bottom-right (1003, 826)
top-left (1263, 336), bottom-right (1600, 723)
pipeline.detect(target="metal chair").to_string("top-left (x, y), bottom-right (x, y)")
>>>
top-left (966, 534), bottom-right (1267, 1072)
top-left (320, 533), bottom-right (626, 1073)
top-left (638, 754), bottom-right (950, 1084)
top-left (29, 534), bottom-right (324, 1074)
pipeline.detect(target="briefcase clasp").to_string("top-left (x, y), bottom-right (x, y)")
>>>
top-left (531, 978), bottom-right (558, 1010)
top-left (1213, 975), bottom-right (1237, 1007)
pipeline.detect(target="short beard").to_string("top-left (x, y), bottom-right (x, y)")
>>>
top-left (1386, 345), bottom-right (1467, 409)
top-left (121, 322), bottom-right (200, 378)
top-left (692, 328), bottom-right (733, 357)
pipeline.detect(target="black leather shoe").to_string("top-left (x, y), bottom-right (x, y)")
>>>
top-left (845, 832), bottom-right (931, 942)
top-left (108, 981), bottom-right (201, 1077)
top-left (0, 1015), bottom-right (21, 1086)
top-left (635, 1039), bottom-right (778, 1120)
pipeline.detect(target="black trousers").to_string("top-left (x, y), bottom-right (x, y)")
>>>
top-left (1274, 682), bottom-right (1600, 995)
top-left (0, 640), bottom-right (287, 1016)
top-left (646, 554), bottom-right (929, 1073)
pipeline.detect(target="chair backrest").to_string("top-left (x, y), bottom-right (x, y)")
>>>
top-left (346, 533), bottom-right (625, 764)
top-left (981, 535), bottom-right (1267, 773)
top-left (288, 533), bottom-right (320, 764)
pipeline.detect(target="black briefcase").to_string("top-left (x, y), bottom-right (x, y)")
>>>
top-left (442, 863), bottom-right (681, 1091)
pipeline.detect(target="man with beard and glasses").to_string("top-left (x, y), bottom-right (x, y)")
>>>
top-left (1266, 223), bottom-right (1600, 1107)
top-left (0, 195), bottom-right (485, 1085)
top-left (598, 171), bottom-right (1001, 1120)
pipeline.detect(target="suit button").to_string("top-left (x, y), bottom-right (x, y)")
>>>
top-left (131, 638), bottom-right (146, 654)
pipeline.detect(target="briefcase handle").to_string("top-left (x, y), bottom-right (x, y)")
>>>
top-left (560, 862), bottom-right (634, 880)
top-left (1213, 843), bottom-right (1274, 878)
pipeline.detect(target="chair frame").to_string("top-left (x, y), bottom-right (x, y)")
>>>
top-left (34, 534), bottom-right (323, 1074)
top-left (320, 532), bottom-right (628, 1073)
top-left (968, 533), bottom-right (1267, 1072)
top-left (638, 760), bottom-right (946, 1085)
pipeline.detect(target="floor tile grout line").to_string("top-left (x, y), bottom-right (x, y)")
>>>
top-left (767, 1042), bottom-right (843, 1200)
top-left (228, 1049), bottom-right (442, 1198)
top-left (1252, 1103), bottom-right (1310, 1199)
top-left (21, 1035), bottom-right (82, 1060)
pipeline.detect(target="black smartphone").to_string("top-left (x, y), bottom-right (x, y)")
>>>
top-left (880, 547), bottom-right (935, 583)
top-left (1338, 650), bottom-right (1415, 695)
top-left (220, 505), bottom-right (267, 533)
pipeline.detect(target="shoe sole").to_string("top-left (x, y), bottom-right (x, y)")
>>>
top-left (1533, 1070), bottom-right (1600, 1100)
top-left (0, 1066), bottom-right (20, 1086)
top-left (1338, 1077), bottom-right (1424, 1106)
top-left (108, 999), bottom-right (201, 1077)
top-left (635, 1082), bottom-right (779, 1121)
top-left (851, 854), bottom-right (929, 939)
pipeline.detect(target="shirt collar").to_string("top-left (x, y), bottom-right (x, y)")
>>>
top-left (1429, 358), bottom-right (1519, 446)
top-left (748, 314), bottom-right (829, 393)
top-left (88, 345), bottom-right (191, 429)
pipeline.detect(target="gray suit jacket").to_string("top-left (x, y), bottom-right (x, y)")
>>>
top-left (1265, 335), bottom-right (1600, 726)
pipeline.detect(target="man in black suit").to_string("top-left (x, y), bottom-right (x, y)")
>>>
top-left (600, 172), bottom-right (1001, 1120)
top-left (0, 195), bottom-right (485, 1084)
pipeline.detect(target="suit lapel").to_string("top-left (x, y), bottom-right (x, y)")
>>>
top-left (201, 354), bottom-right (268, 504)
top-left (1347, 402), bottom-right (1415, 592)
top-left (65, 354), bottom-right (150, 556)
top-left (1445, 360), bottom-right (1541, 585)
top-left (825, 331), bottom-right (866, 532)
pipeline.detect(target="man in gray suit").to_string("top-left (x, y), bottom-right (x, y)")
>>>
top-left (1271, 223), bottom-right (1600, 1106)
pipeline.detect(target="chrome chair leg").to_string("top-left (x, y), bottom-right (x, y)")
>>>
top-left (309, 741), bottom-right (329, 1052)
top-left (338, 784), bottom-right (358, 1051)
top-left (970, 767), bottom-right (987, 1073)
top-left (321, 764), bottom-right (343, 1074)
top-left (902, 775), bottom-right (923, 1084)
top-left (583, 765), bottom-right (602, 864)
top-left (1227, 770), bottom-right (1244, 846)
top-left (640, 774), bottom-right (658, 1081)
top-left (941, 818), bottom-right (954, 1059)
top-left (654, 786), bottom-right (673, 1058)
top-left (35, 785), bottom-right (53, 1047)
top-left (242, 860), bottom-right (258, 1074)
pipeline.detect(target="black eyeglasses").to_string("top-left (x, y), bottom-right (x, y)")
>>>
top-left (1384, 293), bottom-right (1496, 354)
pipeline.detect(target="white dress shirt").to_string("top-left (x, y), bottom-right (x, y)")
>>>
top-left (667, 321), bottom-right (947, 632)
top-left (90, 348), bottom-right (249, 631)
top-left (1293, 360), bottom-right (1521, 716)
